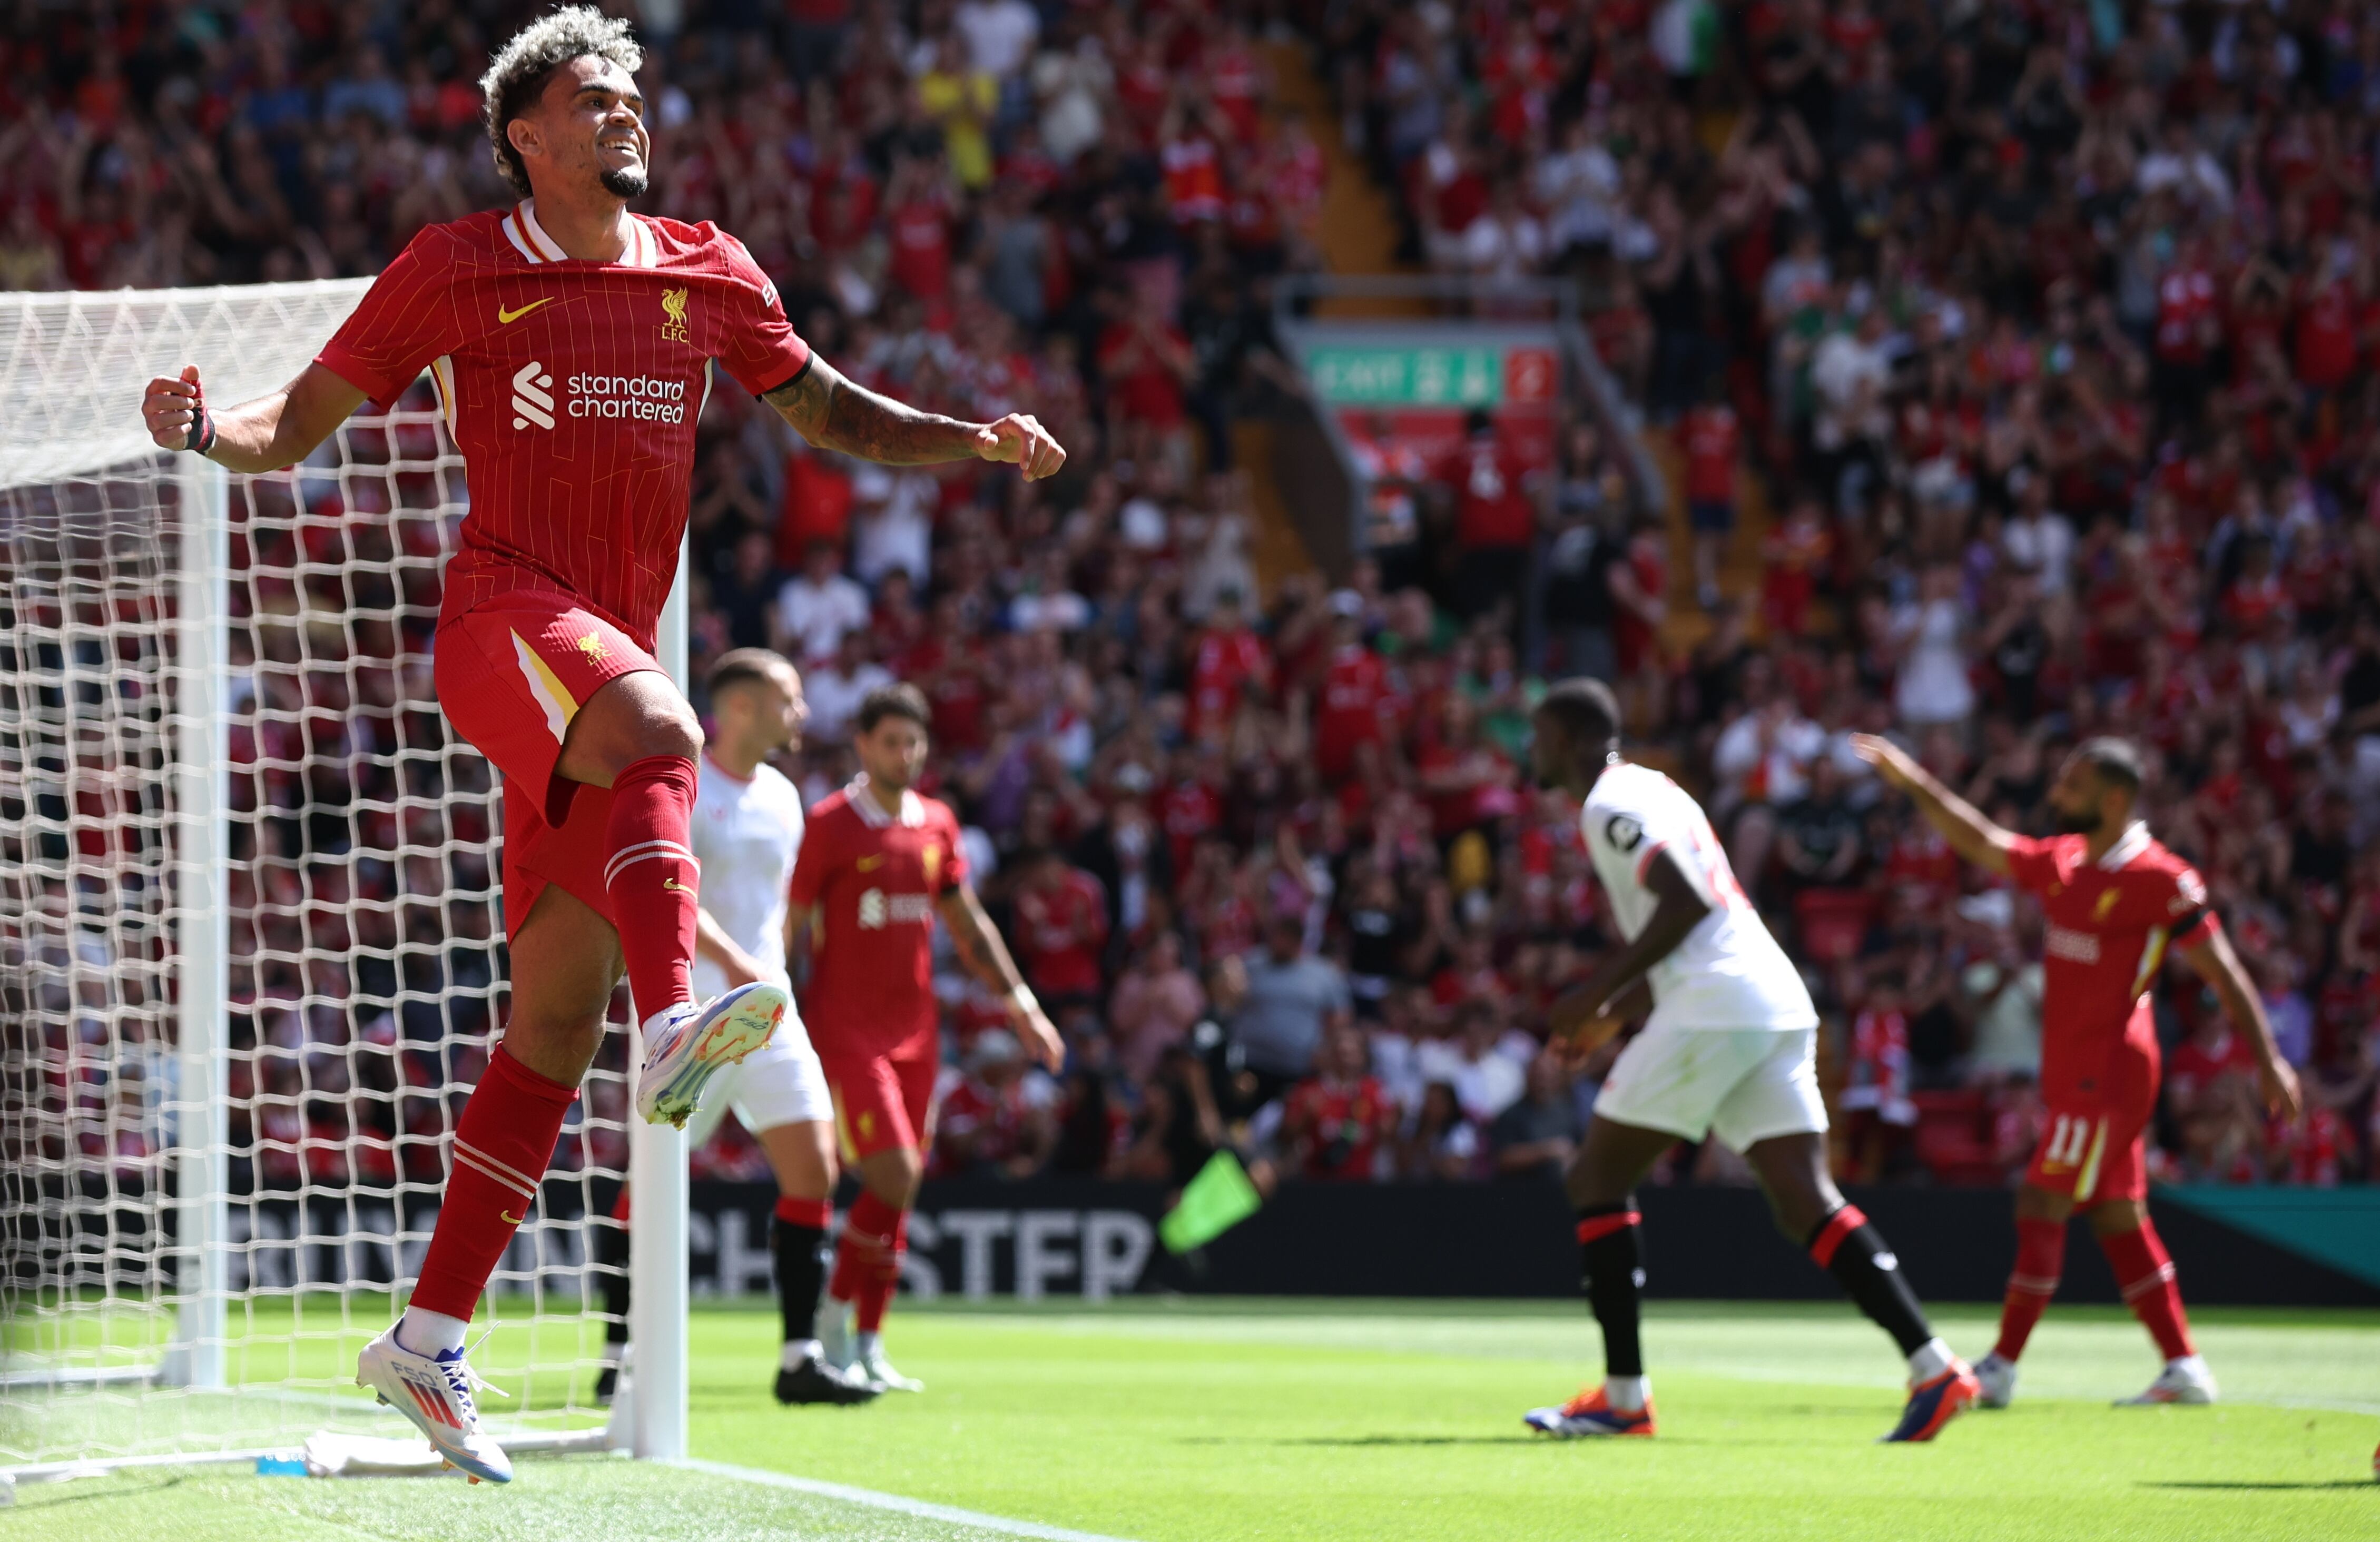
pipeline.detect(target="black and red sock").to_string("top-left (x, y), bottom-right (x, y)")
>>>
top-left (1807, 1202), bottom-right (1933, 1358)
top-left (773, 1195), bottom-right (832, 1347)
top-left (1576, 1201), bottom-right (1646, 1378)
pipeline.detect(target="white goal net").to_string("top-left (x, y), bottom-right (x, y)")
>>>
top-left (0, 282), bottom-right (628, 1474)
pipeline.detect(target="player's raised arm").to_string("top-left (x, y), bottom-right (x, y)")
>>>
top-left (2177, 923), bottom-right (2304, 1121)
top-left (764, 354), bottom-right (1066, 480)
top-left (1850, 732), bottom-right (2015, 877)
top-left (934, 884), bottom-right (1065, 1070)
top-left (1548, 849), bottom-right (1709, 1052)
top-left (140, 361), bottom-right (367, 475)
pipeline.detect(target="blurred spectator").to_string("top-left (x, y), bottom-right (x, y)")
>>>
top-left (1233, 914), bottom-right (1352, 1102)
top-left (1009, 847), bottom-right (1110, 1011)
top-left (1280, 1021), bottom-right (1399, 1181)
top-left (1423, 999), bottom-right (1529, 1125)
top-left (774, 539), bottom-right (871, 665)
top-left (1397, 1080), bottom-right (1482, 1182)
top-left (1108, 933), bottom-right (1205, 1086)
top-left (1488, 1050), bottom-right (1581, 1183)
top-left (934, 1030), bottom-right (1056, 1179)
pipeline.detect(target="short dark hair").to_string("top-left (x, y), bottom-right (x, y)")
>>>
top-left (479, 6), bottom-right (642, 199)
top-left (707, 647), bottom-right (793, 698)
top-left (854, 681), bottom-right (931, 735)
top-left (2070, 736), bottom-right (2143, 794)
top-left (1536, 677), bottom-right (1621, 753)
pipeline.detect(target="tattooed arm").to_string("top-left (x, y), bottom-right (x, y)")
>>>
top-left (764, 354), bottom-right (1067, 479)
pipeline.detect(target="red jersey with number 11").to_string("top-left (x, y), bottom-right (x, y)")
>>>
top-left (788, 777), bottom-right (969, 1058)
top-left (2005, 823), bottom-right (2219, 1107)
top-left (313, 199), bottom-right (812, 650)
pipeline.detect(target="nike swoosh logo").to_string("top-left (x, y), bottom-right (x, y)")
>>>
top-left (663, 877), bottom-right (692, 892)
top-left (497, 298), bottom-right (553, 324)
top-left (501, 1209), bottom-right (524, 1225)
top-left (856, 855), bottom-right (886, 871)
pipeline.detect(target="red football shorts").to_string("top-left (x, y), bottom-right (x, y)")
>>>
top-left (2026, 1033), bottom-right (2159, 1205)
top-left (819, 1035), bottom-right (940, 1162)
top-left (434, 593), bottom-right (661, 939)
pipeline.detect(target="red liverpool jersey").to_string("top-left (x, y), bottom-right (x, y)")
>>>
top-left (314, 199), bottom-right (812, 650)
top-left (787, 776), bottom-right (969, 1057)
top-left (2005, 823), bottom-right (2220, 1106)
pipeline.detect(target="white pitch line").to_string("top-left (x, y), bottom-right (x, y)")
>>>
top-left (676, 1457), bottom-right (1142, 1542)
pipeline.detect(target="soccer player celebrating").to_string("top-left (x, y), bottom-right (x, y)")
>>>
top-left (1853, 734), bottom-right (2301, 1408)
top-left (1522, 681), bottom-right (1978, 1444)
top-left (598, 649), bottom-right (878, 1407)
top-left (137, 8), bottom-right (1063, 1481)
top-left (789, 684), bottom-right (1064, 1392)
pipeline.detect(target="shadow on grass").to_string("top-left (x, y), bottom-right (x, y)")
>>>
top-left (1177, 1434), bottom-right (1695, 1448)
top-left (2143, 1480), bottom-right (2377, 1492)
top-left (11, 1474), bottom-right (187, 1509)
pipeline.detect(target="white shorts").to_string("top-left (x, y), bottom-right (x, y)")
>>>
top-left (1594, 1026), bottom-right (1826, 1152)
top-left (683, 1010), bottom-right (834, 1148)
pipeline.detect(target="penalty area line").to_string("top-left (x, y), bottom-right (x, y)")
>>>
top-left (675, 1457), bottom-right (1143, 1542)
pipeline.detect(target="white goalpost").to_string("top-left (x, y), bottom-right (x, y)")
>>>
top-left (0, 281), bottom-right (689, 1485)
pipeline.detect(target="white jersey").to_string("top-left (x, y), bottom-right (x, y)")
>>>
top-left (691, 752), bottom-right (805, 1000)
top-left (1581, 761), bottom-right (1816, 1033)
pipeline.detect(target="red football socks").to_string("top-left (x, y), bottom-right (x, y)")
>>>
top-left (410, 1046), bottom-right (579, 1320)
top-left (2101, 1220), bottom-right (2195, 1361)
top-left (603, 754), bottom-right (701, 1020)
top-left (1993, 1216), bottom-right (2066, 1362)
top-left (830, 1192), bottom-right (908, 1333)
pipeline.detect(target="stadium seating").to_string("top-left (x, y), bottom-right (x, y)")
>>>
top-left (13, 0), bottom-right (2376, 1195)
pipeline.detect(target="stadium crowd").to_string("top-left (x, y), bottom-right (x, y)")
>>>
top-left (15, 0), bottom-right (2380, 1196)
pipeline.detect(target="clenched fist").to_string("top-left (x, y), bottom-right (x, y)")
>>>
top-left (142, 364), bottom-right (211, 452)
top-left (975, 412), bottom-right (1066, 481)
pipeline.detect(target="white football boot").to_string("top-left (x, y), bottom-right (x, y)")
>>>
top-left (635, 981), bottom-right (788, 1127)
top-left (1973, 1350), bottom-right (2018, 1409)
top-left (356, 1327), bottom-right (513, 1483)
top-left (853, 1333), bottom-right (925, 1394)
top-left (2116, 1354), bottom-right (2217, 1406)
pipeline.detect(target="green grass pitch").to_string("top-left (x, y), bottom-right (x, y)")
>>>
top-left (6, 1299), bottom-right (2375, 1541)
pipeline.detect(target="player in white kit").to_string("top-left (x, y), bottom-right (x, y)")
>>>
top-left (599, 648), bottom-right (877, 1406)
top-left (1518, 679), bottom-right (1976, 1444)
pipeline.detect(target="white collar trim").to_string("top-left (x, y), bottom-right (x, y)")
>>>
top-left (847, 774), bottom-right (924, 829)
top-left (2096, 821), bottom-right (2152, 871)
top-left (504, 199), bottom-right (654, 266)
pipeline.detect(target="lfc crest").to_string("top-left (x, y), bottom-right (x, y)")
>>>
top-left (659, 285), bottom-right (690, 343)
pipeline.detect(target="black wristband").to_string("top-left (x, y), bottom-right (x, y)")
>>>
top-left (187, 405), bottom-right (217, 456)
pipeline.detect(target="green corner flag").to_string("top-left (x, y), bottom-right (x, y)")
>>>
top-left (1159, 1150), bottom-right (1264, 1254)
